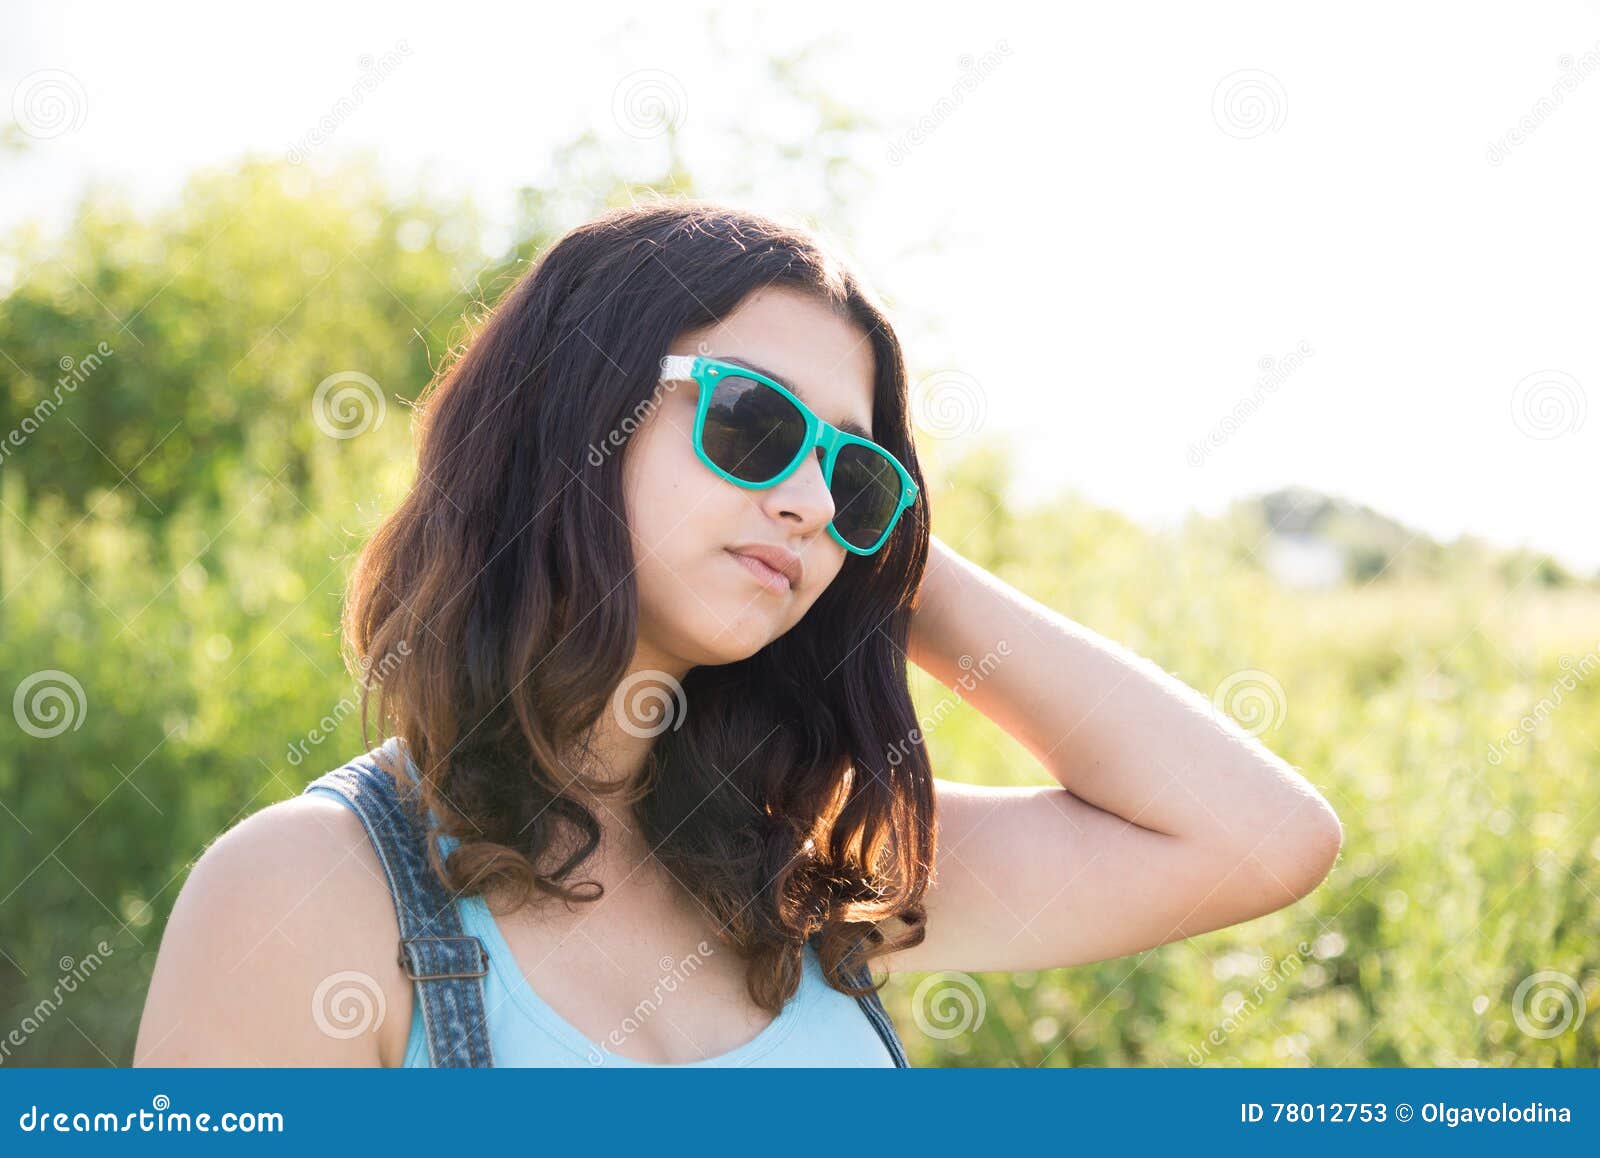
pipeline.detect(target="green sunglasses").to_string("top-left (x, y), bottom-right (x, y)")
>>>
top-left (659, 354), bottom-right (919, 556)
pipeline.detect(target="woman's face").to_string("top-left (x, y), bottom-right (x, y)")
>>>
top-left (622, 286), bottom-right (878, 674)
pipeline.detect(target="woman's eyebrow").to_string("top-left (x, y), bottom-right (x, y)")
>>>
top-left (716, 355), bottom-right (874, 439)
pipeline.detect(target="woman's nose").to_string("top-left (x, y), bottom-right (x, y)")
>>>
top-left (762, 446), bottom-right (835, 531)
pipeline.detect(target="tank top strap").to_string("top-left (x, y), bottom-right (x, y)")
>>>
top-left (302, 741), bottom-right (495, 1068)
top-left (810, 933), bottom-right (912, 1067)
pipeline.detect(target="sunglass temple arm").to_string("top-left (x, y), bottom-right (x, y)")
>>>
top-left (658, 354), bottom-right (699, 382)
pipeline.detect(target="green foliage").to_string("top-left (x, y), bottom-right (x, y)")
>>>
top-left (879, 447), bottom-right (1600, 1066)
top-left (2, 157), bottom-right (1596, 1070)
top-left (0, 155), bottom-right (486, 523)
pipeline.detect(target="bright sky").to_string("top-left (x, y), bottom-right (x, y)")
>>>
top-left (4, 0), bottom-right (1598, 573)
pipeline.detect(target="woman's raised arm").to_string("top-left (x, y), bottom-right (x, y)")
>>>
top-left (882, 535), bottom-right (1342, 974)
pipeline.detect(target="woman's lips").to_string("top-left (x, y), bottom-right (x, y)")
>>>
top-left (726, 548), bottom-right (793, 594)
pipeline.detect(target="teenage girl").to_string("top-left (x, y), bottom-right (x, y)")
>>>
top-left (135, 202), bottom-right (1341, 1067)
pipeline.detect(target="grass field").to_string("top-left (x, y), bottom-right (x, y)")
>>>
top-left (4, 442), bottom-right (1595, 1067)
top-left (881, 473), bottom-right (1600, 1066)
top-left (1, 161), bottom-right (1593, 1066)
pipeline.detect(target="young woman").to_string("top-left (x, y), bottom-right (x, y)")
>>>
top-left (134, 201), bottom-right (1342, 1067)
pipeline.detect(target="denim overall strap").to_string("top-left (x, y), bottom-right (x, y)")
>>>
top-left (842, 960), bottom-right (911, 1067)
top-left (808, 931), bottom-right (909, 1068)
top-left (302, 747), bottom-right (496, 1068)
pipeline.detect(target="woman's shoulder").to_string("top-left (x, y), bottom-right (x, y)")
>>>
top-left (134, 785), bottom-right (411, 1066)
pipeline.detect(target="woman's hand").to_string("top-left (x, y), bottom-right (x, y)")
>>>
top-left (887, 533), bottom-right (1343, 973)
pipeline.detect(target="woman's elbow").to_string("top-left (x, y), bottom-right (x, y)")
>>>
top-left (1280, 795), bottom-right (1344, 899)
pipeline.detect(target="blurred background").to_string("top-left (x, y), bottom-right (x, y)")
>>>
top-left (2, 0), bottom-right (1598, 1066)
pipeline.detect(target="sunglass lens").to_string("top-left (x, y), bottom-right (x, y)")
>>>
top-left (701, 375), bottom-right (809, 483)
top-left (829, 442), bottom-right (903, 550)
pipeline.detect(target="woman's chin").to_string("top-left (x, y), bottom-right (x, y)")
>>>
top-left (641, 582), bottom-right (796, 669)
top-left (687, 614), bottom-right (787, 667)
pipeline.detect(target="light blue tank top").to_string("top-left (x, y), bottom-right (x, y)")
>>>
top-left (309, 760), bottom-right (894, 1068)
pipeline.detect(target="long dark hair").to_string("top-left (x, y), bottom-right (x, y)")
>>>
top-left (344, 199), bottom-right (934, 1011)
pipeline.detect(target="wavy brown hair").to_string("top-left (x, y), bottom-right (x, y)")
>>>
top-left (343, 199), bottom-right (934, 1011)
